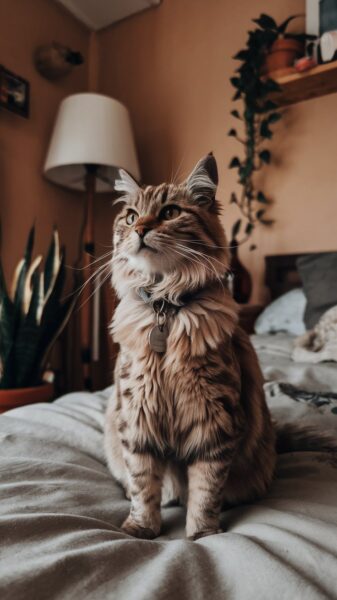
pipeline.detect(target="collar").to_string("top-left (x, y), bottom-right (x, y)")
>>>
top-left (137, 274), bottom-right (230, 315)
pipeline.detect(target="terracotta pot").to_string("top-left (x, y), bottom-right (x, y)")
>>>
top-left (0, 383), bottom-right (54, 414)
top-left (263, 38), bottom-right (304, 76)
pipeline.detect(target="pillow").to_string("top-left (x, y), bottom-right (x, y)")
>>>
top-left (297, 252), bottom-right (337, 329)
top-left (254, 288), bottom-right (306, 336)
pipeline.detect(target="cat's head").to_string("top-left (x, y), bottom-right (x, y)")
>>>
top-left (112, 154), bottom-right (229, 298)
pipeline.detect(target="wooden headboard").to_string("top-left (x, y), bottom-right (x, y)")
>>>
top-left (265, 253), bottom-right (305, 300)
top-left (265, 251), bottom-right (337, 300)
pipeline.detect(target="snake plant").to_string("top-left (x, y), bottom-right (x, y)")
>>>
top-left (0, 227), bottom-right (75, 389)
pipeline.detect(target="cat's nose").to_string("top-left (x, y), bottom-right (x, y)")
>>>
top-left (135, 225), bottom-right (151, 238)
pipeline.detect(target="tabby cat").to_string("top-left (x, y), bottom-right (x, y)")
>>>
top-left (104, 154), bottom-right (276, 540)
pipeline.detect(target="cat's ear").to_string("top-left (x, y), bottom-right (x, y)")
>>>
top-left (185, 153), bottom-right (218, 208)
top-left (114, 169), bottom-right (140, 198)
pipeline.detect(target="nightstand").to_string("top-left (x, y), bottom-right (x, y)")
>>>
top-left (238, 304), bottom-right (264, 334)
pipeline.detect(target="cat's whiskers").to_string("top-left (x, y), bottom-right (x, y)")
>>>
top-left (175, 242), bottom-right (228, 270)
top-left (67, 250), bottom-right (112, 271)
top-left (75, 263), bottom-right (112, 311)
top-left (151, 232), bottom-right (226, 286)
top-left (176, 238), bottom-right (232, 251)
top-left (173, 243), bottom-right (228, 286)
top-left (166, 244), bottom-right (225, 291)
top-left (66, 260), bottom-right (111, 302)
top-left (177, 248), bottom-right (226, 291)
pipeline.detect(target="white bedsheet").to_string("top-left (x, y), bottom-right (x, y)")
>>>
top-left (0, 335), bottom-right (337, 600)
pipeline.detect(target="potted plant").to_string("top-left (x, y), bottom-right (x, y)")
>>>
top-left (228, 13), bottom-right (314, 249)
top-left (258, 13), bottom-right (313, 76)
top-left (0, 227), bottom-right (75, 413)
top-left (229, 13), bottom-right (316, 248)
top-left (227, 13), bottom-right (315, 302)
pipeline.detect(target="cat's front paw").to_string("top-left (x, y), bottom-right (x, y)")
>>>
top-left (187, 528), bottom-right (223, 541)
top-left (121, 516), bottom-right (160, 540)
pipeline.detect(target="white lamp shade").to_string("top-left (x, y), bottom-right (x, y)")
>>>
top-left (44, 93), bottom-right (140, 192)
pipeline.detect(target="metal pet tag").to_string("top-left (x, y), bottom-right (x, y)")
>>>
top-left (149, 325), bottom-right (168, 353)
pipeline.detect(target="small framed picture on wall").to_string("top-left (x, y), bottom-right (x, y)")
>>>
top-left (0, 66), bottom-right (30, 118)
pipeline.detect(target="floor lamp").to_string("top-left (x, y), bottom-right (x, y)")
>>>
top-left (43, 93), bottom-right (140, 390)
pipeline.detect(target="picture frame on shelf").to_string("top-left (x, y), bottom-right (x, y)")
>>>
top-left (306, 0), bottom-right (320, 36)
top-left (0, 65), bottom-right (30, 118)
top-left (320, 0), bottom-right (337, 35)
top-left (306, 0), bottom-right (337, 36)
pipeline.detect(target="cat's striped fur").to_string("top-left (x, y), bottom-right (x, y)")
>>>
top-left (105, 154), bottom-right (276, 540)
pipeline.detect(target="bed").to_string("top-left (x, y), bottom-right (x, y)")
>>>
top-left (1, 254), bottom-right (337, 600)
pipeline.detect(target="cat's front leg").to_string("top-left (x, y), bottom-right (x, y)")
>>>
top-left (121, 452), bottom-right (164, 540)
top-left (186, 459), bottom-right (230, 540)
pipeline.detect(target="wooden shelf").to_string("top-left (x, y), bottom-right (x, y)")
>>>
top-left (271, 61), bottom-right (337, 106)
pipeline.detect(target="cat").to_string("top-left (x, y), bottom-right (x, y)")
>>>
top-left (104, 153), bottom-right (276, 541)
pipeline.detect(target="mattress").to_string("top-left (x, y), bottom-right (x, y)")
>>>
top-left (0, 333), bottom-right (337, 600)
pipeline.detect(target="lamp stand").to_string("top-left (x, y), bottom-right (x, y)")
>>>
top-left (81, 163), bottom-right (97, 390)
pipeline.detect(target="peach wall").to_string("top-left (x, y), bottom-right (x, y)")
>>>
top-left (0, 0), bottom-right (89, 283)
top-left (97, 0), bottom-right (337, 303)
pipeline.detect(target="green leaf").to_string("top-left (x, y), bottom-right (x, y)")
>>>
top-left (15, 268), bottom-right (41, 387)
top-left (231, 109), bottom-right (241, 119)
top-left (24, 226), bottom-right (35, 265)
top-left (239, 161), bottom-right (254, 182)
top-left (260, 120), bottom-right (273, 139)
top-left (257, 191), bottom-right (269, 203)
top-left (14, 227), bottom-right (35, 311)
top-left (232, 90), bottom-right (241, 101)
top-left (230, 192), bottom-right (237, 204)
top-left (27, 267), bottom-right (41, 323)
top-left (252, 13), bottom-right (277, 30)
top-left (0, 293), bottom-right (16, 388)
top-left (36, 295), bottom-right (75, 380)
top-left (13, 260), bottom-right (27, 311)
top-left (245, 222), bottom-right (254, 235)
top-left (44, 229), bottom-right (57, 295)
top-left (261, 99), bottom-right (279, 112)
top-left (233, 50), bottom-right (250, 61)
top-left (230, 77), bottom-right (241, 89)
top-left (249, 244), bottom-right (257, 251)
top-left (268, 112), bottom-right (282, 124)
top-left (231, 219), bottom-right (241, 239)
top-left (285, 32), bottom-right (317, 42)
top-left (278, 14), bottom-right (303, 34)
top-left (256, 209), bottom-right (266, 220)
top-left (259, 150), bottom-right (271, 164)
top-left (263, 78), bottom-right (282, 93)
top-left (229, 157), bottom-right (241, 169)
top-left (260, 218), bottom-right (274, 225)
top-left (228, 128), bottom-right (237, 137)
top-left (0, 259), bottom-right (9, 301)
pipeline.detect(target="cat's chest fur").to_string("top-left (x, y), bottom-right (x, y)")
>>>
top-left (112, 291), bottom-right (237, 375)
top-left (112, 292), bottom-right (240, 458)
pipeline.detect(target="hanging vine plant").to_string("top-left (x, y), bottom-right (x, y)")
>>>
top-left (228, 13), bottom-right (314, 249)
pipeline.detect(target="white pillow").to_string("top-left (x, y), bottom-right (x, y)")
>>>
top-left (254, 288), bottom-right (306, 336)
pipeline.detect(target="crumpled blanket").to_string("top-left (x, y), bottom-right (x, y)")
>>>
top-left (292, 305), bottom-right (337, 363)
top-left (1, 371), bottom-right (337, 600)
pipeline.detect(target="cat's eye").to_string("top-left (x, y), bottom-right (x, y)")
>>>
top-left (160, 205), bottom-right (181, 221)
top-left (125, 210), bottom-right (138, 225)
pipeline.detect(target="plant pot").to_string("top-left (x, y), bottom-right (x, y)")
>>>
top-left (263, 38), bottom-right (304, 77)
top-left (229, 241), bottom-right (252, 304)
top-left (0, 382), bottom-right (54, 414)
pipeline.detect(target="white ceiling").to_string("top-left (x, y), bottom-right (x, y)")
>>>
top-left (56, 0), bottom-right (162, 31)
